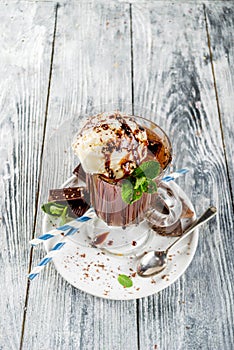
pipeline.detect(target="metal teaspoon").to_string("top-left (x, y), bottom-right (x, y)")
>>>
top-left (137, 206), bottom-right (217, 277)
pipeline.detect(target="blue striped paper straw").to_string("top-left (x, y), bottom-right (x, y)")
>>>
top-left (28, 241), bottom-right (67, 280)
top-left (28, 208), bottom-right (96, 280)
top-left (162, 168), bottom-right (189, 182)
top-left (29, 207), bottom-right (96, 246)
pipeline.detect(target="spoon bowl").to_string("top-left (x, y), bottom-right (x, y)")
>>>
top-left (137, 251), bottom-right (168, 277)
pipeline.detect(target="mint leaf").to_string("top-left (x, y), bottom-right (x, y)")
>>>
top-left (41, 202), bottom-right (67, 216)
top-left (136, 160), bottom-right (160, 180)
top-left (42, 202), bottom-right (71, 225)
top-left (145, 179), bottom-right (157, 194)
top-left (117, 274), bottom-right (133, 288)
top-left (121, 179), bottom-right (134, 204)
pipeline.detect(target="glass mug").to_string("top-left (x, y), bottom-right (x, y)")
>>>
top-left (78, 114), bottom-right (183, 255)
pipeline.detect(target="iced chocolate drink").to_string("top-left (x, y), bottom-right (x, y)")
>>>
top-left (72, 112), bottom-right (172, 227)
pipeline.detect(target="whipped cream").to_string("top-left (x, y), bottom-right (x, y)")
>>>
top-left (72, 112), bottom-right (149, 179)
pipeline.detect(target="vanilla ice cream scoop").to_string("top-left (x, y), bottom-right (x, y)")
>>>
top-left (72, 112), bottom-right (149, 179)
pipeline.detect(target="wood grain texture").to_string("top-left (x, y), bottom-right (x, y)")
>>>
top-left (205, 3), bottom-right (234, 200)
top-left (0, 2), bottom-right (55, 349)
top-left (132, 2), bottom-right (234, 349)
top-left (22, 3), bottom-right (138, 350)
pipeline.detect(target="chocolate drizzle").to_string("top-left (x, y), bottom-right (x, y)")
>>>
top-left (120, 121), bottom-right (132, 137)
top-left (104, 157), bottom-right (114, 179)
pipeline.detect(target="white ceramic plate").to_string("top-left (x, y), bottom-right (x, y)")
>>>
top-left (43, 179), bottom-right (198, 300)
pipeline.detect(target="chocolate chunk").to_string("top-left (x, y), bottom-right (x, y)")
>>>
top-left (73, 164), bottom-right (87, 183)
top-left (68, 199), bottom-right (90, 217)
top-left (48, 187), bottom-right (88, 202)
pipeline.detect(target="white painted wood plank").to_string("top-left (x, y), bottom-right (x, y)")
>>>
top-left (22, 3), bottom-right (138, 350)
top-left (132, 2), bottom-right (234, 349)
top-left (0, 2), bottom-right (55, 349)
top-left (205, 3), bottom-right (234, 200)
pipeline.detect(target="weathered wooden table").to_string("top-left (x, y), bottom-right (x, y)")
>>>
top-left (0, 1), bottom-right (233, 349)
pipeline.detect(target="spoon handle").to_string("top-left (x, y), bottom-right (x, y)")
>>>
top-left (166, 206), bottom-right (217, 253)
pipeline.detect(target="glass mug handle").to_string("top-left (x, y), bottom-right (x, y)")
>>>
top-left (145, 181), bottom-right (183, 234)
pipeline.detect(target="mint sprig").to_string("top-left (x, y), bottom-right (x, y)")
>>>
top-left (41, 202), bottom-right (72, 225)
top-left (121, 160), bottom-right (160, 204)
